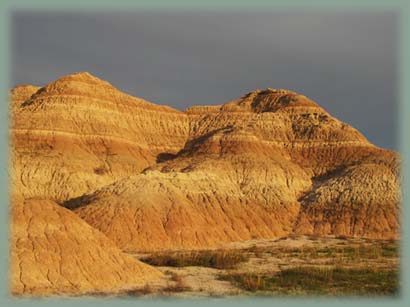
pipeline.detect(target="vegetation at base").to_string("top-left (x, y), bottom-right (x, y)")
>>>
top-left (139, 249), bottom-right (249, 269)
top-left (136, 239), bottom-right (399, 296)
top-left (245, 240), bottom-right (399, 261)
top-left (124, 284), bottom-right (154, 296)
top-left (219, 266), bottom-right (399, 296)
top-left (162, 272), bottom-right (192, 292)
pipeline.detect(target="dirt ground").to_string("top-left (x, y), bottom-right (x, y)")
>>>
top-left (128, 235), bottom-right (399, 298)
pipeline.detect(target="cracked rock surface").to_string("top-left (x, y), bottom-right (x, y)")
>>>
top-left (10, 197), bottom-right (163, 296)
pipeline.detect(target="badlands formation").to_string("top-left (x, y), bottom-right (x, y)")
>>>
top-left (10, 196), bottom-right (162, 295)
top-left (10, 72), bottom-right (400, 294)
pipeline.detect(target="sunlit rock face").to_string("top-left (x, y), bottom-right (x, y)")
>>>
top-left (10, 72), bottom-right (190, 202)
top-left (10, 197), bottom-right (163, 296)
top-left (10, 73), bottom-right (400, 294)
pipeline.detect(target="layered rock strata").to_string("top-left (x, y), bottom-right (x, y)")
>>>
top-left (10, 72), bottom-right (400, 292)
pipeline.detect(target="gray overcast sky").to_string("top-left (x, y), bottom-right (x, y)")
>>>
top-left (12, 10), bottom-right (398, 150)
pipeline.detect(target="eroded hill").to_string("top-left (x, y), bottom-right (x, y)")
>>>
top-left (10, 197), bottom-right (163, 295)
top-left (10, 72), bottom-right (400, 294)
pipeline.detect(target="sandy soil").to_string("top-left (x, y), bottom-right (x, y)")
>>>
top-left (128, 235), bottom-right (399, 298)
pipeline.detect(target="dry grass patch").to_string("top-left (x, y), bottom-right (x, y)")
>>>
top-left (122, 284), bottom-right (154, 296)
top-left (219, 266), bottom-right (399, 296)
top-left (163, 274), bottom-right (191, 293)
top-left (249, 240), bottom-right (399, 262)
top-left (140, 249), bottom-right (249, 269)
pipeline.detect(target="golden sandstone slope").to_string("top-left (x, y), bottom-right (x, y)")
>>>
top-left (10, 197), bottom-right (162, 296)
top-left (10, 72), bottom-right (189, 202)
top-left (9, 73), bottom-right (176, 295)
top-left (66, 86), bottom-right (400, 251)
top-left (10, 72), bottom-right (400, 292)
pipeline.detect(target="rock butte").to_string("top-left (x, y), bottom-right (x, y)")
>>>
top-left (10, 72), bottom-right (400, 293)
